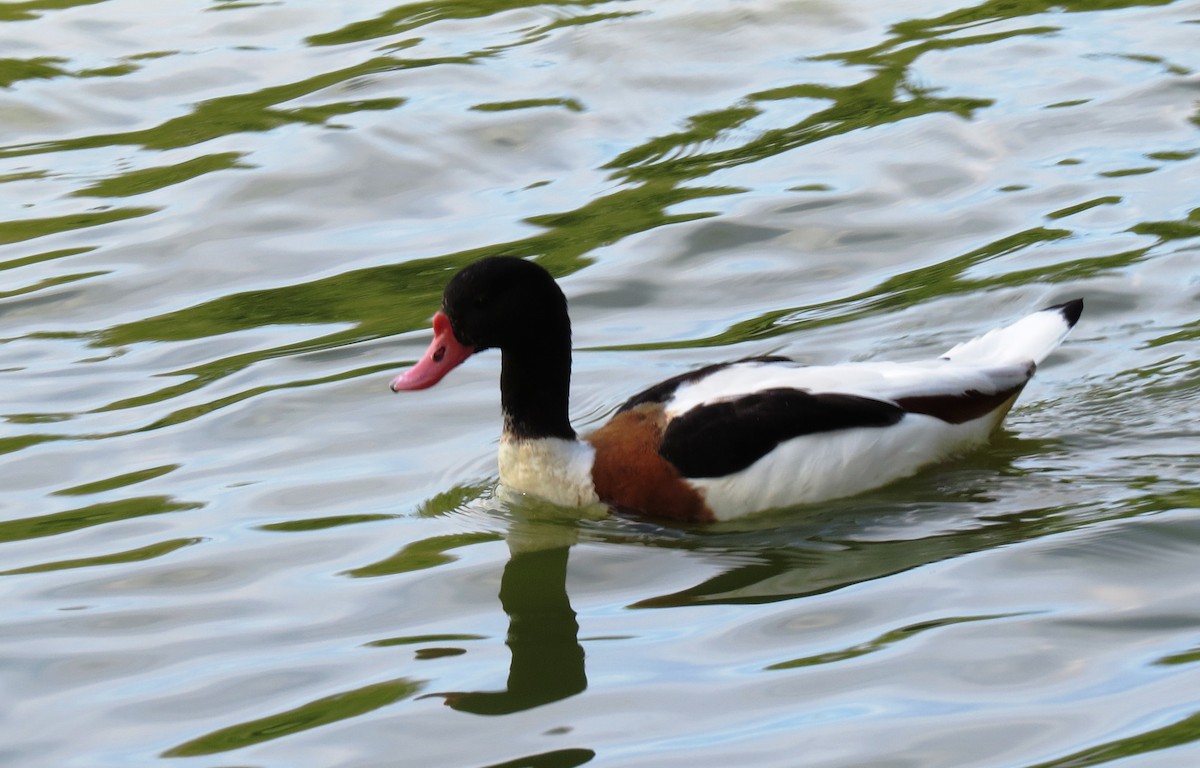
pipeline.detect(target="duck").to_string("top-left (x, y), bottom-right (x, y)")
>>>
top-left (391, 256), bottom-right (1082, 522)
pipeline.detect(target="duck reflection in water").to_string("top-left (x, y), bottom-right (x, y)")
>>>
top-left (424, 524), bottom-right (586, 716)
top-left (416, 428), bottom-right (1065, 716)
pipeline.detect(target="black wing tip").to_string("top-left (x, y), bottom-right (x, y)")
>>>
top-left (1044, 297), bottom-right (1083, 328)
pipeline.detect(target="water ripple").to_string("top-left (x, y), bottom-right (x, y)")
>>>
top-left (2, 1), bottom-right (1199, 766)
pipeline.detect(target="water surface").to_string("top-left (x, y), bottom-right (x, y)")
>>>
top-left (2, 1), bottom-right (1199, 766)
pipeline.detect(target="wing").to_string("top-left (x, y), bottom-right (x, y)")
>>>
top-left (664, 358), bottom-right (1035, 418)
top-left (654, 357), bottom-right (1033, 480)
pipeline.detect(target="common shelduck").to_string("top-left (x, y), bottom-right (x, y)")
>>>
top-left (391, 256), bottom-right (1082, 522)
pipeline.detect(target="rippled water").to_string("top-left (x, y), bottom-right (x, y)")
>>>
top-left (2, 1), bottom-right (1199, 766)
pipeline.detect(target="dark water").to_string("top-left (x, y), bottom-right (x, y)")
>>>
top-left (2, 1), bottom-right (1199, 766)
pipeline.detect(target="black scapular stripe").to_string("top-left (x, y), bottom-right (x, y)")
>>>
top-left (659, 388), bottom-right (904, 479)
top-left (617, 356), bottom-right (795, 414)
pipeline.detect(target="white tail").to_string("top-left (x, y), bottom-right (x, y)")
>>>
top-left (942, 299), bottom-right (1083, 367)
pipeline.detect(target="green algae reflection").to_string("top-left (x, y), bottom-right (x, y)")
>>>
top-left (0, 496), bottom-right (202, 544)
top-left (88, 180), bottom-right (732, 426)
top-left (162, 677), bottom-right (424, 757)
top-left (0, 537), bottom-right (202, 576)
top-left (26, 0), bottom-right (1189, 454)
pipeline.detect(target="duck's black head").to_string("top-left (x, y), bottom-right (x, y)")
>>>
top-left (440, 256), bottom-right (569, 352)
top-left (390, 256), bottom-right (576, 440)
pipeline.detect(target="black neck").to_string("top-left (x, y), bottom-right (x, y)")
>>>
top-left (500, 335), bottom-right (575, 441)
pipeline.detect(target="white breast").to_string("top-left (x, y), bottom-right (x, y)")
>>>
top-left (497, 435), bottom-right (599, 508)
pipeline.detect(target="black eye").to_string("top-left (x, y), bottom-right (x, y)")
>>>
top-left (432, 346), bottom-right (446, 363)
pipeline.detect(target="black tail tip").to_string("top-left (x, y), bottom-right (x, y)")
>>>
top-left (1044, 297), bottom-right (1083, 327)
